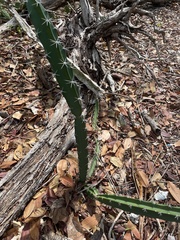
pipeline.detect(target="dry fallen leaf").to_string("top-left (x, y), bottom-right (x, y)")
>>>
top-left (12, 111), bottom-right (23, 120)
top-left (60, 175), bottom-right (75, 188)
top-left (125, 220), bottom-right (141, 239)
top-left (104, 183), bottom-right (114, 194)
top-left (167, 181), bottom-right (180, 203)
top-left (67, 213), bottom-right (85, 240)
top-left (29, 219), bottom-right (40, 240)
top-left (151, 172), bottom-right (166, 190)
top-left (101, 144), bottom-right (108, 156)
top-left (107, 118), bottom-right (120, 131)
top-left (30, 106), bottom-right (39, 115)
top-left (33, 188), bottom-right (46, 199)
top-left (110, 156), bottom-right (123, 168)
top-left (27, 90), bottom-right (40, 97)
top-left (123, 231), bottom-right (132, 240)
top-left (123, 138), bottom-right (133, 150)
top-left (86, 122), bottom-right (93, 131)
top-left (112, 140), bottom-right (121, 153)
top-left (0, 160), bottom-right (17, 169)
top-left (26, 137), bottom-right (38, 147)
top-left (136, 170), bottom-right (149, 188)
top-left (143, 83), bottom-right (151, 93)
top-left (150, 80), bottom-right (156, 93)
top-left (2, 226), bottom-right (19, 239)
top-left (57, 159), bottom-right (68, 177)
top-left (125, 101), bottom-right (132, 108)
top-left (50, 204), bottom-right (68, 224)
top-left (66, 156), bottom-right (79, 177)
top-left (0, 66), bottom-right (5, 72)
top-left (144, 125), bottom-right (151, 135)
top-left (12, 98), bottom-right (29, 106)
top-left (81, 214), bottom-right (100, 232)
top-left (115, 147), bottom-right (125, 160)
top-left (3, 139), bottom-right (10, 151)
top-left (98, 130), bottom-right (111, 142)
top-left (21, 219), bottom-right (40, 240)
top-left (23, 68), bottom-right (32, 77)
top-left (28, 207), bottom-right (46, 219)
top-left (127, 131), bottom-right (137, 138)
top-left (23, 199), bottom-right (36, 219)
top-left (133, 125), bottom-right (146, 138)
top-left (23, 196), bottom-right (44, 221)
top-left (174, 140), bottom-right (180, 148)
top-left (14, 144), bottom-right (23, 160)
top-left (118, 106), bottom-right (128, 116)
top-left (147, 161), bottom-right (155, 175)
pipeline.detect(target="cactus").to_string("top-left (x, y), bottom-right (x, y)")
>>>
top-left (26, 0), bottom-right (180, 223)
top-left (26, 0), bottom-right (88, 182)
top-left (87, 188), bottom-right (180, 222)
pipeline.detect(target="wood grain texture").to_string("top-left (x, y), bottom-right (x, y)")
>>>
top-left (0, 98), bottom-right (75, 237)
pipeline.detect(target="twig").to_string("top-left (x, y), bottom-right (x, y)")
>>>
top-left (117, 37), bottom-right (144, 59)
top-left (68, 58), bottom-right (105, 97)
top-left (156, 218), bottom-right (163, 238)
top-left (128, 108), bottom-right (146, 138)
top-left (142, 62), bottom-right (158, 83)
top-left (131, 144), bottom-right (140, 197)
top-left (108, 210), bottom-right (124, 240)
top-left (106, 71), bottom-right (116, 92)
top-left (161, 135), bottom-right (169, 152)
top-left (161, 163), bottom-right (172, 179)
top-left (137, 106), bottom-right (145, 125)
top-left (139, 215), bottom-right (145, 240)
top-left (141, 110), bottom-right (161, 136)
top-left (41, 173), bottom-right (58, 189)
top-left (80, 0), bottom-right (94, 27)
top-left (138, 29), bottom-right (161, 60)
top-left (96, 0), bottom-right (100, 22)
top-left (147, 229), bottom-right (156, 240)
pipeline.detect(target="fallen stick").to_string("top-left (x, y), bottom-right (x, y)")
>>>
top-left (0, 17), bottom-right (17, 35)
top-left (0, 98), bottom-right (75, 237)
top-left (141, 110), bottom-right (161, 136)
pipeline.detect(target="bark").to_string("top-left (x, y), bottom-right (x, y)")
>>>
top-left (0, 98), bottom-right (76, 237)
top-left (41, 0), bottom-right (68, 10)
top-left (39, 0), bottom-right (168, 84)
top-left (41, 0), bottom-right (171, 10)
top-left (54, 0), bottom-right (166, 83)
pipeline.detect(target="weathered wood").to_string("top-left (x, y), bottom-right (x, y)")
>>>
top-left (0, 98), bottom-right (75, 237)
top-left (41, 0), bottom-right (68, 9)
top-left (0, 17), bottom-right (17, 35)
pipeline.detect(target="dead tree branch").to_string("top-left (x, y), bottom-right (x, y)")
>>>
top-left (0, 99), bottom-right (75, 237)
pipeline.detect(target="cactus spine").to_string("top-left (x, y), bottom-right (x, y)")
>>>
top-left (26, 0), bottom-right (88, 181)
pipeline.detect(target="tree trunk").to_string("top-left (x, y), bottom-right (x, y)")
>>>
top-left (0, 98), bottom-right (75, 237)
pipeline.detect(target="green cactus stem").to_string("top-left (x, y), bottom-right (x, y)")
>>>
top-left (26, 0), bottom-right (88, 181)
top-left (87, 188), bottom-right (180, 223)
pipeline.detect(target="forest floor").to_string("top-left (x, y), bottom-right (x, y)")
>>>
top-left (0, 1), bottom-right (180, 240)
